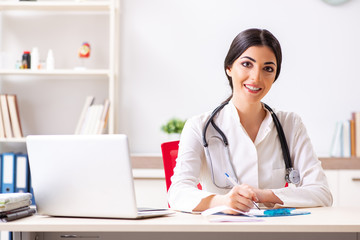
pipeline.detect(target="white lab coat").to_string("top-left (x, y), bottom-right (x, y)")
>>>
top-left (168, 100), bottom-right (333, 212)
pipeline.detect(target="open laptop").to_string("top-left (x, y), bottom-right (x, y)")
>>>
top-left (26, 134), bottom-right (174, 219)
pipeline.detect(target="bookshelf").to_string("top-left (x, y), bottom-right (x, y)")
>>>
top-left (0, 1), bottom-right (111, 11)
top-left (0, 0), bottom-right (119, 138)
top-left (0, 138), bottom-right (26, 143)
top-left (0, 69), bottom-right (110, 77)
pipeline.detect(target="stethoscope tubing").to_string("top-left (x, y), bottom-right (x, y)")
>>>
top-left (202, 101), bottom-right (299, 185)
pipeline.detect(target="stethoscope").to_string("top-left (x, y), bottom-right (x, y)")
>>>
top-left (202, 101), bottom-right (300, 189)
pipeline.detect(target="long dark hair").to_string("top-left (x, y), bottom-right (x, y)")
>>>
top-left (223, 28), bottom-right (282, 102)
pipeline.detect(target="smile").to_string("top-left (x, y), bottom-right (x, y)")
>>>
top-left (244, 84), bottom-right (261, 91)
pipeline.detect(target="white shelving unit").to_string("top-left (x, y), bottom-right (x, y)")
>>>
top-left (0, 69), bottom-right (110, 76)
top-left (0, 1), bottom-right (111, 11)
top-left (0, 0), bottom-right (119, 142)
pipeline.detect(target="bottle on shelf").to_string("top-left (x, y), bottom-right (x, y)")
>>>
top-left (46, 49), bottom-right (54, 70)
top-left (30, 47), bottom-right (39, 70)
top-left (21, 51), bottom-right (31, 69)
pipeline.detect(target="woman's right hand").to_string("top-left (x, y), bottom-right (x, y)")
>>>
top-left (220, 184), bottom-right (259, 214)
top-left (193, 184), bottom-right (260, 213)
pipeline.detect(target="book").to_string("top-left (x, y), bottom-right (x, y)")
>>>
top-left (0, 100), bottom-right (5, 138)
top-left (350, 119), bottom-right (356, 156)
top-left (342, 120), bottom-right (351, 157)
top-left (96, 99), bottom-right (110, 134)
top-left (353, 112), bottom-right (360, 157)
top-left (0, 206), bottom-right (36, 222)
top-left (75, 96), bottom-right (95, 134)
top-left (81, 104), bottom-right (103, 134)
top-left (88, 104), bottom-right (103, 134)
top-left (7, 94), bottom-right (23, 138)
top-left (75, 97), bottom-right (110, 134)
top-left (330, 121), bottom-right (343, 157)
top-left (0, 94), bottom-right (13, 138)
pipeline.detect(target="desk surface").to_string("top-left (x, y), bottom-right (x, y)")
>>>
top-left (0, 207), bottom-right (359, 233)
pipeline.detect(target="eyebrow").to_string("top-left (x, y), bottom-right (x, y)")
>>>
top-left (241, 56), bottom-right (276, 66)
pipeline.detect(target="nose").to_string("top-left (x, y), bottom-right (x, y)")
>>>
top-left (250, 67), bottom-right (261, 82)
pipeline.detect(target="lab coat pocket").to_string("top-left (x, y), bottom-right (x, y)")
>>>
top-left (271, 168), bottom-right (286, 188)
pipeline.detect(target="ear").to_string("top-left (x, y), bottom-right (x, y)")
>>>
top-left (226, 67), bottom-right (232, 77)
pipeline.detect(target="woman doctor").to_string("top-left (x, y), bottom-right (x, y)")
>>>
top-left (168, 28), bottom-right (333, 213)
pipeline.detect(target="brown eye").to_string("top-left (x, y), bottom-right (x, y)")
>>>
top-left (242, 62), bottom-right (252, 68)
top-left (264, 66), bottom-right (274, 72)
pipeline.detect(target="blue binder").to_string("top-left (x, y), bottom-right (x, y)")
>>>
top-left (28, 166), bottom-right (36, 206)
top-left (1, 152), bottom-right (16, 193)
top-left (15, 153), bottom-right (30, 193)
top-left (0, 153), bottom-right (2, 193)
top-left (0, 231), bottom-right (12, 240)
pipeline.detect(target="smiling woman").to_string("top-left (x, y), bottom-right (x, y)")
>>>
top-left (167, 28), bottom-right (333, 214)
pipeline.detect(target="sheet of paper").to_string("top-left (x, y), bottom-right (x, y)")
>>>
top-left (201, 205), bottom-right (311, 218)
top-left (209, 216), bottom-right (264, 223)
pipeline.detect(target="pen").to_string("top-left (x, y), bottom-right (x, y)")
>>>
top-left (225, 173), bottom-right (260, 210)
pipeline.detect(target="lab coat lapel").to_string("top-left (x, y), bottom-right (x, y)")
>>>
top-left (217, 101), bottom-right (259, 188)
top-left (254, 109), bottom-right (274, 146)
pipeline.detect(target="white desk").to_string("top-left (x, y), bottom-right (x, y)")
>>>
top-left (1, 207), bottom-right (359, 240)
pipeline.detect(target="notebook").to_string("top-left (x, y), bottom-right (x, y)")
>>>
top-left (26, 134), bottom-right (174, 219)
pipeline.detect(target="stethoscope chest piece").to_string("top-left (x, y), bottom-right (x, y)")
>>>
top-left (286, 168), bottom-right (300, 185)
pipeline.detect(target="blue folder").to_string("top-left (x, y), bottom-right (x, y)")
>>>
top-left (15, 154), bottom-right (30, 193)
top-left (1, 152), bottom-right (16, 193)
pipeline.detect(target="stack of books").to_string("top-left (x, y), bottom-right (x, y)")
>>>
top-left (0, 94), bottom-right (23, 139)
top-left (330, 112), bottom-right (360, 157)
top-left (75, 96), bottom-right (110, 135)
top-left (0, 193), bottom-right (35, 222)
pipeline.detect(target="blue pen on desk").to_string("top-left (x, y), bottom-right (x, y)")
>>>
top-left (225, 173), bottom-right (261, 210)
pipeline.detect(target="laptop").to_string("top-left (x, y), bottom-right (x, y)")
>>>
top-left (26, 134), bottom-right (174, 219)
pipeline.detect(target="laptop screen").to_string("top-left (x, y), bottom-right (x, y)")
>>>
top-left (26, 134), bottom-right (141, 218)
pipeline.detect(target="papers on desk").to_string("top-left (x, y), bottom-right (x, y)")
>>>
top-left (0, 193), bottom-right (35, 221)
top-left (202, 205), bottom-right (311, 222)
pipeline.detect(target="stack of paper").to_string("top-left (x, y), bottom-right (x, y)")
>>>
top-left (0, 193), bottom-right (35, 222)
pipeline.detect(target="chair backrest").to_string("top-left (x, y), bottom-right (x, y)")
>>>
top-left (161, 140), bottom-right (180, 191)
top-left (161, 140), bottom-right (202, 192)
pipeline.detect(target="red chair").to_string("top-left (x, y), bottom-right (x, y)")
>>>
top-left (161, 140), bottom-right (180, 191)
top-left (161, 140), bottom-right (201, 192)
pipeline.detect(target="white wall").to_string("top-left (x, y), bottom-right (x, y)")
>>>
top-left (119, 0), bottom-right (360, 156)
top-left (1, 0), bottom-right (360, 156)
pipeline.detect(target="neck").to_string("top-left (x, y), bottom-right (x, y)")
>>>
top-left (231, 96), bottom-right (266, 142)
top-left (232, 96), bottom-right (264, 123)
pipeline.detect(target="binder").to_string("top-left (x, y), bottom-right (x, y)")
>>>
top-left (15, 154), bottom-right (29, 193)
top-left (28, 170), bottom-right (36, 206)
top-left (0, 153), bottom-right (2, 193)
top-left (0, 231), bottom-right (12, 240)
top-left (1, 152), bottom-right (16, 193)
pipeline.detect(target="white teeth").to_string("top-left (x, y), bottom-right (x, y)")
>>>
top-left (245, 85), bottom-right (260, 91)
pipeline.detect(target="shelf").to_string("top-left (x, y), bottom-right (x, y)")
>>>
top-left (130, 155), bottom-right (360, 170)
top-left (0, 1), bottom-right (111, 11)
top-left (0, 69), bottom-right (110, 77)
top-left (0, 138), bottom-right (26, 143)
top-left (319, 157), bottom-right (360, 170)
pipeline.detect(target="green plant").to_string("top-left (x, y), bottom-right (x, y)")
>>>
top-left (161, 118), bottom-right (186, 134)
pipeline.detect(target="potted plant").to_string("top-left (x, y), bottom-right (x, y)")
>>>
top-left (161, 118), bottom-right (186, 140)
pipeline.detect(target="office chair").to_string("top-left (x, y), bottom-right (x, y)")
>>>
top-left (161, 140), bottom-right (201, 192)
